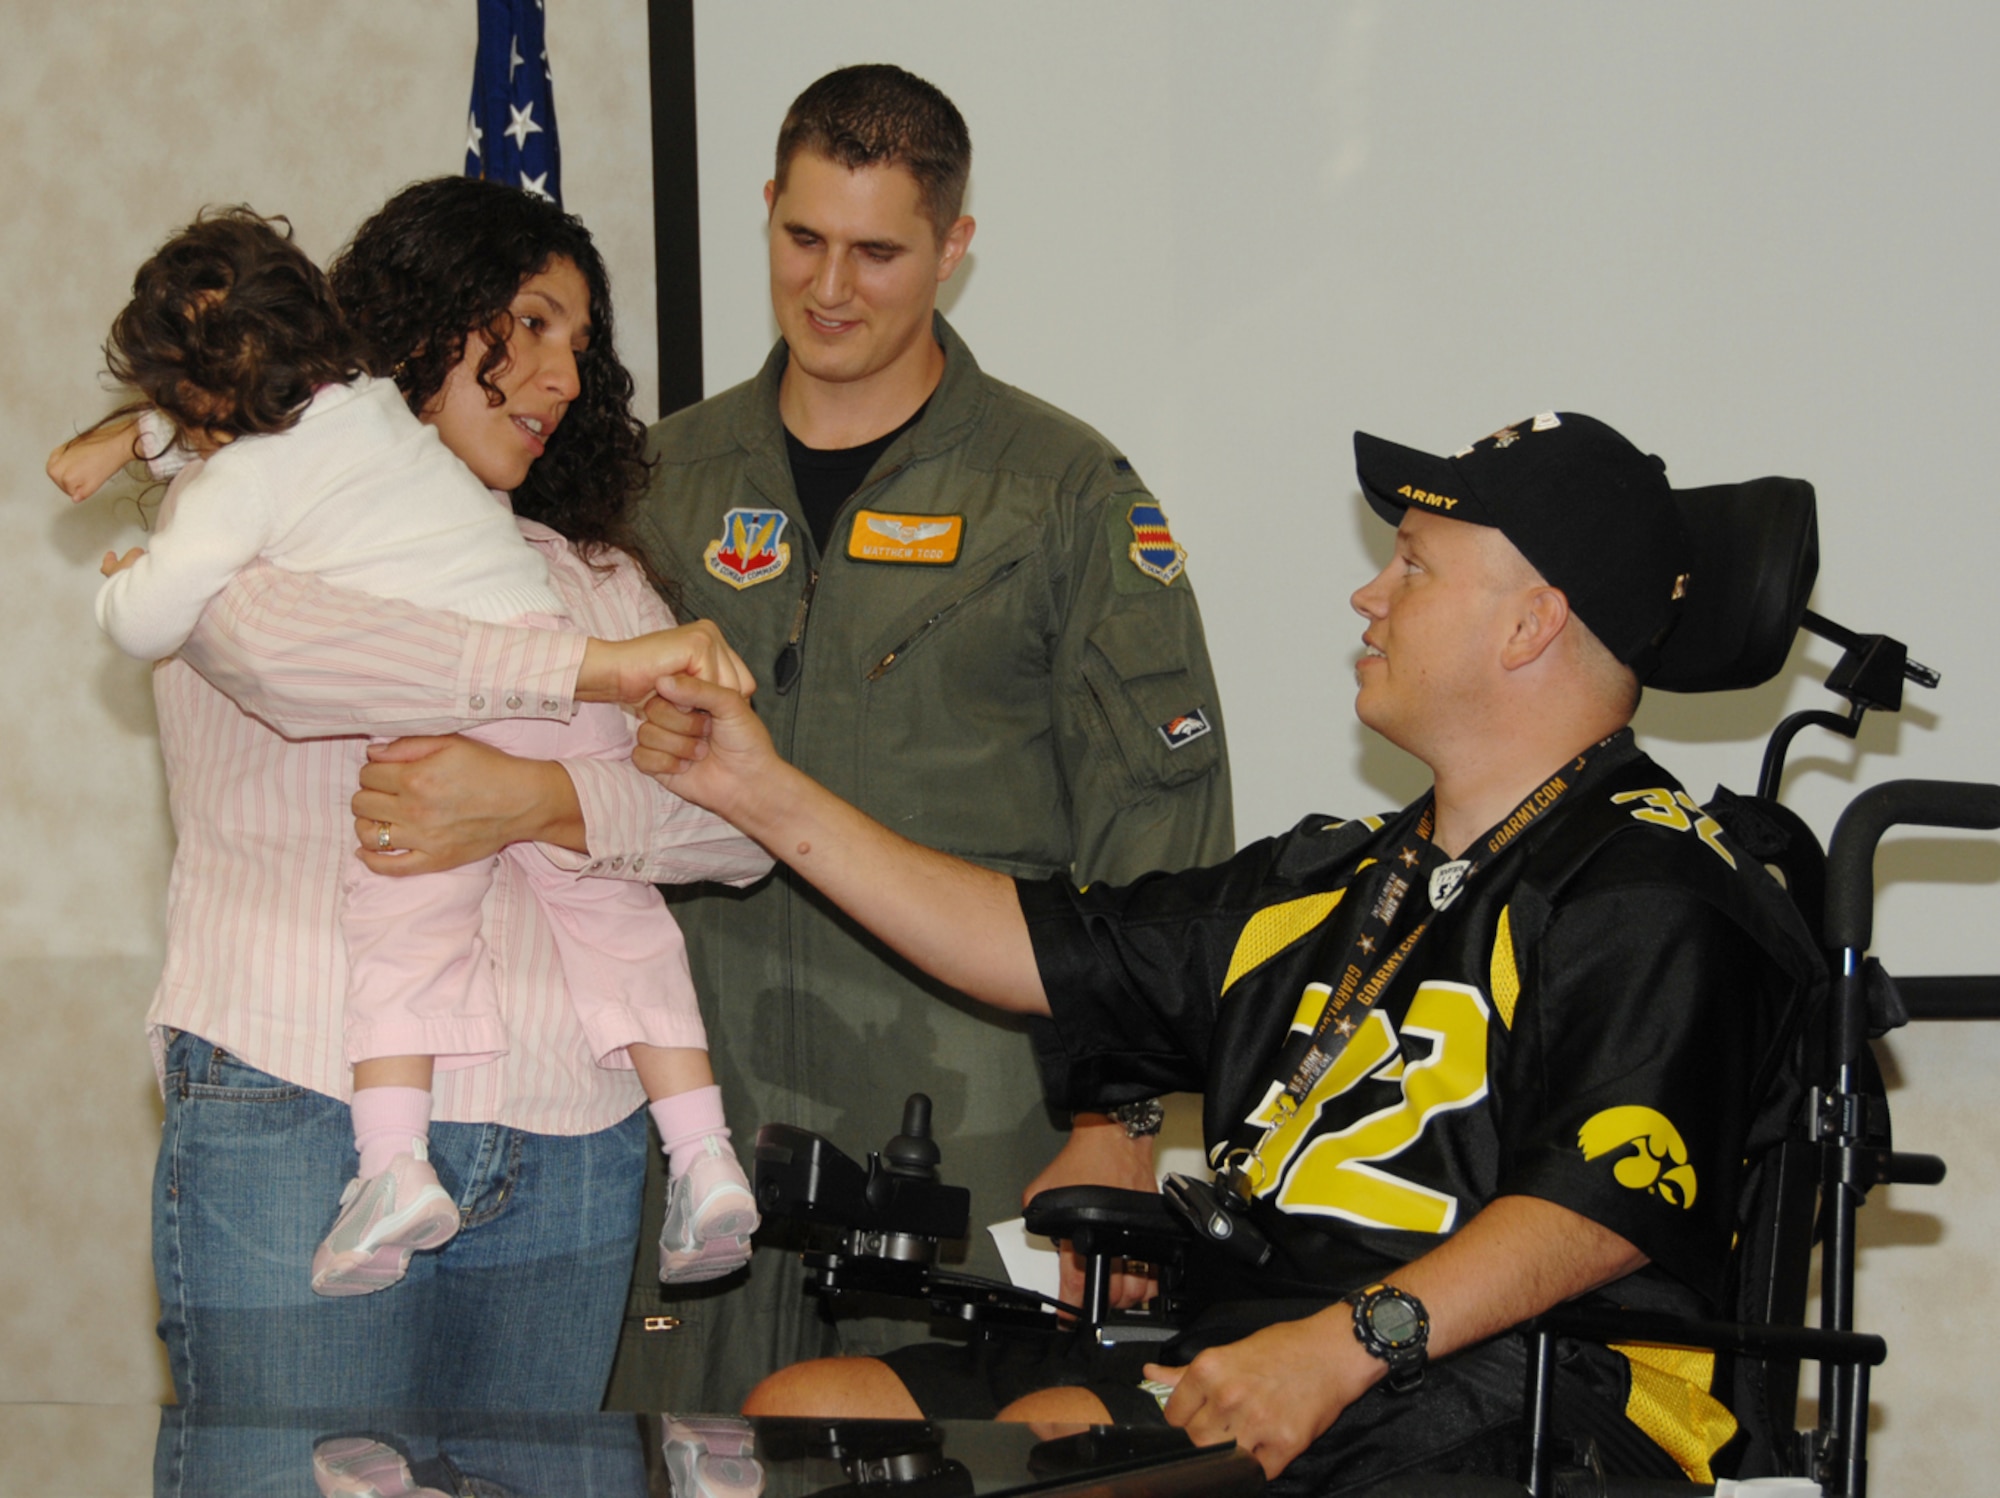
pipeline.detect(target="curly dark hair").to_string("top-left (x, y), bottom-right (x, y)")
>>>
top-left (776, 65), bottom-right (971, 238)
top-left (326, 177), bottom-right (653, 572)
top-left (106, 207), bottom-right (363, 446)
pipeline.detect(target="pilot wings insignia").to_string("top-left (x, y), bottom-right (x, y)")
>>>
top-left (867, 517), bottom-right (954, 546)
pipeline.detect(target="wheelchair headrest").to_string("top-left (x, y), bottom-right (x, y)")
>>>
top-left (1650, 476), bottom-right (1819, 693)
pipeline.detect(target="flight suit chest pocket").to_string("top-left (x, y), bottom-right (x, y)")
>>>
top-left (1079, 605), bottom-right (1223, 795)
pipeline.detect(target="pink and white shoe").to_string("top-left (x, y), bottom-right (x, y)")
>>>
top-left (310, 1140), bottom-right (459, 1297)
top-left (659, 1135), bottom-right (759, 1283)
top-left (662, 1415), bottom-right (763, 1498)
top-left (311, 1436), bottom-right (451, 1498)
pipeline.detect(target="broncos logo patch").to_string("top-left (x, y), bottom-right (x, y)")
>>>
top-left (1577, 1106), bottom-right (1698, 1209)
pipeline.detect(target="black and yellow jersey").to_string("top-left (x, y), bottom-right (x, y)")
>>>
top-left (1023, 730), bottom-right (1818, 1323)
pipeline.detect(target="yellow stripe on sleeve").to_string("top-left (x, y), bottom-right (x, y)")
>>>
top-left (1489, 905), bottom-right (1520, 1030)
top-left (1220, 890), bottom-right (1348, 996)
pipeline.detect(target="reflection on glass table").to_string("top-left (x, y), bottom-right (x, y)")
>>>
top-left (0, 1405), bottom-right (1260, 1498)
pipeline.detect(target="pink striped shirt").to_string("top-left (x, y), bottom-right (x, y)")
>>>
top-left (153, 519), bottom-right (773, 1134)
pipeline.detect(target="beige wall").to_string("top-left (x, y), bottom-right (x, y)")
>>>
top-left (1, 1), bottom-right (652, 1402)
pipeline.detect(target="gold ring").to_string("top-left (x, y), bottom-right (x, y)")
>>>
top-left (374, 822), bottom-right (393, 851)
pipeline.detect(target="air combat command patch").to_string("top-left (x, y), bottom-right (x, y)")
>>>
top-left (1127, 501), bottom-right (1188, 586)
top-left (704, 508), bottom-right (792, 591)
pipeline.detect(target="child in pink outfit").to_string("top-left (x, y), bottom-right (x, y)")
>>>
top-left (54, 207), bottom-right (759, 1296)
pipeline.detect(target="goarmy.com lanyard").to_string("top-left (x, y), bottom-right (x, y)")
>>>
top-left (1219, 742), bottom-right (1605, 1202)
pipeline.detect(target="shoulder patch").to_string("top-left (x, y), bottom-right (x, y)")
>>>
top-left (1156, 706), bottom-right (1213, 750)
top-left (703, 507), bottom-right (791, 590)
top-left (1126, 501), bottom-right (1188, 586)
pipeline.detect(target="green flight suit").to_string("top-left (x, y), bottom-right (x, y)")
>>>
top-left (605, 315), bottom-right (1233, 1412)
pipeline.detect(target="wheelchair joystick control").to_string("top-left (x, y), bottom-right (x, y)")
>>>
top-left (756, 1095), bottom-right (1193, 1336)
top-left (879, 1093), bottom-right (942, 1182)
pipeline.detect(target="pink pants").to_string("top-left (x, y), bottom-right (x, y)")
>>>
top-left (339, 698), bottom-right (707, 1074)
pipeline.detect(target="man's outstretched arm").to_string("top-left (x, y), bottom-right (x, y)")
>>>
top-left (637, 677), bottom-right (1049, 1017)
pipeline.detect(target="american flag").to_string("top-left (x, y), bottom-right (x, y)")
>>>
top-left (464, 0), bottom-right (562, 207)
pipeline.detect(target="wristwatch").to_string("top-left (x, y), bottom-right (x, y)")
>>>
top-left (1342, 1283), bottom-right (1429, 1393)
top-left (1108, 1098), bottom-right (1165, 1138)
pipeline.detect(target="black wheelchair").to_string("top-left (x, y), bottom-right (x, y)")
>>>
top-left (753, 476), bottom-right (1999, 1497)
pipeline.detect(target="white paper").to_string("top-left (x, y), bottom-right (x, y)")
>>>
top-left (987, 1216), bottom-right (1064, 1300)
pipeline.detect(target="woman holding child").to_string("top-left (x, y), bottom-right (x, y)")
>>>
top-left (53, 178), bottom-right (764, 1419)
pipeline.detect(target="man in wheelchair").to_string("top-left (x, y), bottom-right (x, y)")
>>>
top-left (635, 412), bottom-right (1819, 1493)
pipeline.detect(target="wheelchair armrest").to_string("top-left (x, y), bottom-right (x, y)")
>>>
top-left (1885, 1150), bottom-right (1946, 1186)
top-left (1022, 1185), bottom-right (1184, 1252)
top-left (1528, 1305), bottom-right (1887, 1369)
top-left (1521, 1307), bottom-right (1887, 1497)
top-left (1022, 1187), bottom-right (1193, 1335)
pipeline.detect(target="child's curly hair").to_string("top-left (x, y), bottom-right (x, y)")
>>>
top-left (326, 178), bottom-right (653, 571)
top-left (108, 207), bottom-right (362, 445)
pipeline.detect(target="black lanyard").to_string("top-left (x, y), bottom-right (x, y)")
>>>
top-left (1218, 735), bottom-right (1620, 1202)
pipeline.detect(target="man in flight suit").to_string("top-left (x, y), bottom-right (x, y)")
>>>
top-left (606, 64), bottom-right (1235, 1412)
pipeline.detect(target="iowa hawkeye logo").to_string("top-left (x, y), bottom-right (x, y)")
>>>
top-left (704, 508), bottom-right (792, 590)
top-left (1577, 1105), bottom-right (1697, 1209)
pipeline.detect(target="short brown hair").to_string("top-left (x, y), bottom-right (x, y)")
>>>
top-left (107, 207), bottom-right (362, 443)
top-left (774, 64), bottom-right (972, 238)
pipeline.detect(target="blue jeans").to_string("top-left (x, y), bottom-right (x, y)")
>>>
top-left (152, 1031), bottom-right (646, 1413)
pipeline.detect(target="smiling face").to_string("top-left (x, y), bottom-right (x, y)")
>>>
top-left (420, 257), bottom-right (592, 492)
top-left (764, 151), bottom-right (973, 408)
top-left (1349, 508), bottom-right (1542, 757)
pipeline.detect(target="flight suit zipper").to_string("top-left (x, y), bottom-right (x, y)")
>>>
top-left (865, 556), bottom-right (1026, 681)
top-left (772, 460), bottom-right (907, 695)
top-left (772, 567), bottom-right (820, 695)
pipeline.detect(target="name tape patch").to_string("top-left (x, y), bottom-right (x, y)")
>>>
top-left (848, 509), bottom-right (965, 565)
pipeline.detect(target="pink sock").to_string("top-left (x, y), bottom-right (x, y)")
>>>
top-left (351, 1086), bottom-right (433, 1177)
top-left (650, 1085), bottom-right (730, 1176)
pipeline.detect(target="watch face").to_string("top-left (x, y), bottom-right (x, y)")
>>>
top-left (1369, 1296), bottom-right (1422, 1347)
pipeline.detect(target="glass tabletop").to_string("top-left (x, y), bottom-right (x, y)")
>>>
top-left (0, 1405), bottom-right (1262, 1498)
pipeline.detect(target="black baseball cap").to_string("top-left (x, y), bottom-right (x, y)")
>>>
top-left (1353, 412), bottom-right (1694, 680)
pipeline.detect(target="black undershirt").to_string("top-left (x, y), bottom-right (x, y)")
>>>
top-left (784, 400), bottom-right (929, 553)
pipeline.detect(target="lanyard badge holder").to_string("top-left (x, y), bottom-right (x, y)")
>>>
top-left (1202, 745), bottom-right (1602, 1219)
